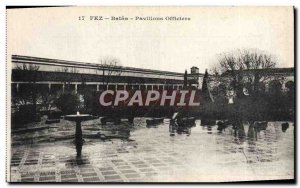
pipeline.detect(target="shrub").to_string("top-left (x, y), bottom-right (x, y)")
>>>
top-left (11, 104), bottom-right (41, 129)
top-left (54, 92), bottom-right (80, 115)
top-left (47, 110), bottom-right (63, 119)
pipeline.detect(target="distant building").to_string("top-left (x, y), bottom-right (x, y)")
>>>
top-left (221, 68), bottom-right (294, 92)
top-left (191, 66), bottom-right (199, 74)
top-left (11, 55), bottom-right (191, 96)
top-left (187, 66), bottom-right (210, 89)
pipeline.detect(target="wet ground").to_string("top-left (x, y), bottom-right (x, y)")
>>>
top-left (10, 118), bottom-right (294, 182)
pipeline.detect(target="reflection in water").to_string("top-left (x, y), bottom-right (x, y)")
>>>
top-left (201, 119), bottom-right (216, 126)
top-left (10, 118), bottom-right (294, 182)
top-left (177, 126), bottom-right (192, 135)
top-left (254, 121), bottom-right (268, 132)
top-left (248, 124), bottom-right (257, 141)
top-left (232, 120), bottom-right (246, 139)
top-left (146, 118), bottom-right (165, 129)
top-left (169, 112), bottom-right (196, 136)
top-left (217, 120), bottom-right (231, 133)
top-left (247, 121), bottom-right (268, 141)
top-left (146, 124), bottom-right (158, 128)
top-left (207, 126), bottom-right (212, 134)
top-left (200, 119), bottom-right (216, 134)
top-left (97, 127), bottom-right (131, 140)
top-left (282, 122), bottom-right (289, 132)
top-left (65, 155), bottom-right (90, 167)
top-left (169, 120), bottom-right (194, 136)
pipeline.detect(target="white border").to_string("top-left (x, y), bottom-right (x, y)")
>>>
top-left (0, 0), bottom-right (298, 187)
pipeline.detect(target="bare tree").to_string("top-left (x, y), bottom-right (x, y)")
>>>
top-left (16, 63), bottom-right (40, 72)
top-left (97, 57), bottom-right (123, 88)
top-left (14, 64), bottom-right (40, 106)
top-left (211, 49), bottom-right (277, 98)
top-left (38, 88), bottom-right (56, 111)
top-left (12, 63), bottom-right (41, 121)
top-left (59, 66), bottom-right (79, 91)
top-left (61, 67), bottom-right (78, 74)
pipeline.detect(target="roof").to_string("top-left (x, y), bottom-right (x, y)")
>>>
top-left (12, 70), bottom-right (184, 84)
top-left (222, 67), bottom-right (294, 76)
top-left (12, 55), bottom-right (184, 77)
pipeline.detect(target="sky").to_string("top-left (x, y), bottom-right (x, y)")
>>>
top-left (7, 6), bottom-right (294, 74)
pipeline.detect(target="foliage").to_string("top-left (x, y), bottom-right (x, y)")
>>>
top-left (97, 57), bottom-right (123, 86)
top-left (12, 105), bottom-right (41, 128)
top-left (211, 49), bottom-right (277, 98)
top-left (184, 70), bottom-right (188, 87)
top-left (54, 92), bottom-right (80, 115)
top-left (208, 49), bottom-right (294, 121)
top-left (13, 64), bottom-right (40, 107)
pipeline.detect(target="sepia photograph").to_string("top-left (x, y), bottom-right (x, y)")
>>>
top-left (6, 6), bottom-right (295, 183)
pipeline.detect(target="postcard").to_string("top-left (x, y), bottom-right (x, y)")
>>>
top-left (6, 6), bottom-right (294, 183)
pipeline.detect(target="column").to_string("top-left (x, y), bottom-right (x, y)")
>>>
top-left (48, 83), bottom-right (51, 93)
top-left (282, 81), bottom-right (286, 91)
top-left (97, 85), bottom-right (99, 91)
top-left (75, 120), bottom-right (83, 157)
top-left (75, 84), bottom-right (78, 94)
top-left (265, 83), bottom-right (269, 92)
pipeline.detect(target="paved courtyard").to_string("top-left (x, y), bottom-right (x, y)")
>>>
top-left (9, 118), bottom-right (294, 182)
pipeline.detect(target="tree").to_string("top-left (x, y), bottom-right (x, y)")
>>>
top-left (14, 63), bottom-right (40, 109)
top-left (97, 57), bottom-right (123, 88)
top-left (210, 49), bottom-right (281, 123)
top-left (54, 92), bottom-right (80, 115)
top-left (212, 49), bottom-right (277, 98)
top-left (37, 84), bottom-right (56, 111)
top-left (183, 70), bottom-right (188, 87)
top-left (12, 63), bottom-right (41, 125)
top-left (60, 66), bottom-right (78, 92)
top-left (202, 70), bottom-right (209, 94)
top-left (202, 69), bottom-right (214, 102)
